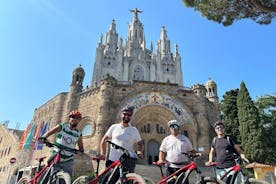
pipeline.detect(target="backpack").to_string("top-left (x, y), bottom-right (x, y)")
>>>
top-left (211, 135), bottom-right (239, 156)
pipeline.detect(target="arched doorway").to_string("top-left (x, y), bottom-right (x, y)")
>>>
top-left (116, 92), bottom-right (197, 163)
top-left (147, 139), bottom-right (160, 164)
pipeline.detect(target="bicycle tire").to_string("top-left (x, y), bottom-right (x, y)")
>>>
top-left (72, 175), bottom-right (90, 184)
top-left (175, 169), bottom-right (199, 184)
top-left (115, 173), bottom-right (146, 184)
top-left (194, 176), bottom-right (220, 184)
top-left (50, 171), bottom-right (71, 184)
top-left (16, 175), bottom-right (31, 184)
top-left (247, 178), bottom-right (270, 184)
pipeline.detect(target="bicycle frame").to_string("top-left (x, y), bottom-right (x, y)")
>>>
top-left (82, 140), bottom-right (140, 184)
top-left (207, 160), bottom-right (250, 184)
top-left (28, 155), bottom-right (59, 183)
top-left (155, 160), bottom-right (200, 184)
top-left (218, 164), bottom-right (241, 182)
top-left (87, 159), bottom-right (121, 184)
top-left (20, 140), bottom-right (79, 184)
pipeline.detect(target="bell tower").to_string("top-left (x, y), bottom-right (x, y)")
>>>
top-left (205, 78), bottom-right (218, 104)
top-left (70, 64), bottom-right (85, 93)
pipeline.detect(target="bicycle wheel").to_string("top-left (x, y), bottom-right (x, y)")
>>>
top-left (248, 178), bottom-right (270, 184)
top-left (72, 175), bottom-right (90, 184)
top-left (175, 170), bottom-right (199, 184)
top-left (115, 173), bottom-right (146, 184)
top-left (16, 175), bottom-right (31, 184)
top-left (50, 171), bottom-right (71, 184)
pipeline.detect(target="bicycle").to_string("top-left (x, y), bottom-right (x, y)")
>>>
top-left (73, 140), bottom-right (146, 184)
top-left (16, 139), bottom-right (82, 184)
top-left (203, 156), bottom-right (269, 184)
top-left (145, 152), bottom-right (205, 184)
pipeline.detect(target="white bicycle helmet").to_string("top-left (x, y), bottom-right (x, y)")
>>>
top-left (167, 120), bottom-right (180, 127)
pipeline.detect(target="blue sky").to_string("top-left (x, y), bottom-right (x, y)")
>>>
top-left (1, 0), bottom-right (275, 130)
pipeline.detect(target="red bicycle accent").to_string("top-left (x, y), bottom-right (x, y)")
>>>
top-left (204, 158), bottom-right (269, 184)
top-left (73, 140), bottom-right (146, 184)
top-left (17, 140), bottom-right (81, 184)
top-left (153, 153), bottom-right (204, 184)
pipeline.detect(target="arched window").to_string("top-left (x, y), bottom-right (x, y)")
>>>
top-left (82, 124), bottom-right (93, 136)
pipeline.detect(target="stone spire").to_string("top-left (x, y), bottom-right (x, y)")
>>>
top-left (158, 26), bottom-right (171, 59)
top-left (98, 33), bottom-right (103, 46)
top-left (104, 19), bottom-right (118, 56)
top-left (125, 8), bottom-right (145, 55)
top-left (174, 43), bottom-right (180, 59)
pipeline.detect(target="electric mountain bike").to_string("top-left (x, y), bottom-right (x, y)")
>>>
top-left (145, 152), bottom-right (205, 184)
top-left (203, 157), bottom-right (269, 184)
top-left (17, 139), bottom-right (82, 184)
top-left (73, 140), bottom-right (146, 184)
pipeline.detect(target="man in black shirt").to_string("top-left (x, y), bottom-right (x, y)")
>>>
top-left (206, 121), bottom-right (249, 184)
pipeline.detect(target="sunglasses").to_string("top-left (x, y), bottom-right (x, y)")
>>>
top-left (169, 124), bottom-right (179, 129)
top-left (122, 112), bottom-right (132, 116)
top-left (215, 126), bottom-right (225, 130)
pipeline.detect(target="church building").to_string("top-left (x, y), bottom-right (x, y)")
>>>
top-left (17, 8), bottom-right (220, 176)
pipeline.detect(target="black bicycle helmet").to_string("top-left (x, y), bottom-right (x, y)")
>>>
top-left (214, 120), bottom-right (224, 128)
top-left (121, 105), bottom-right (134, 113)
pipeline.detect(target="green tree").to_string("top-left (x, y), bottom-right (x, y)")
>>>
top-left (182, 0), bottom-right (276, 26)
top-left (237, 81), bottom-right (265, 162)
top-left (255, 95), bottom-right (276, 163)
top-left (220, 89), bottom-right (240, 142)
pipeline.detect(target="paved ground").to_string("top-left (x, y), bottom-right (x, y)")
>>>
top-left (135, 164), bottom-right (214, 183)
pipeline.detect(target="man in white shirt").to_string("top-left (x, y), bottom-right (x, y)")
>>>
top-left (100, 106), bottom-right (143, 172)
top-left (158, 119), bottom-right (195, 176)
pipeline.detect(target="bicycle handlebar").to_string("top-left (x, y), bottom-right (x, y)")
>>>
top-left (106, 140), bottom-right (126, 151)
top-left (205, 161), bottom-right (218, 167)
top-left (106, 140), bottom-right (139, 159)
top-left (206, 156), bottom-right (250, 167)
top-left (39, 137), bottom-right (82, 154)
top-left (181, 152), bottom-right (202, 160)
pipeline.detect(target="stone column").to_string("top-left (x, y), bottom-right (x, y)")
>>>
top-left (95, 78), bottom-right (115, 151)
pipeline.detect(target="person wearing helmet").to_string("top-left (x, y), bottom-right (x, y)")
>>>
top-left (158, 119), bottom-right (196, 178)
top-left (206, 120), bottom-right (249, 184)
top-left (100, 105), bottom-right (143, 178)
top-left (40, 110), bottom-right (84, 182)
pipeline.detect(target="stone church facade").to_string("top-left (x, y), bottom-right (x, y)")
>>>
top-left (14, 9), bottom-right (220, 177)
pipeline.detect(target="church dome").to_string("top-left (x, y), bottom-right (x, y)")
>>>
top-left (205, 78), bottom-right (216, 86)
top-left (73, 64), bottom-right (85, 75)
